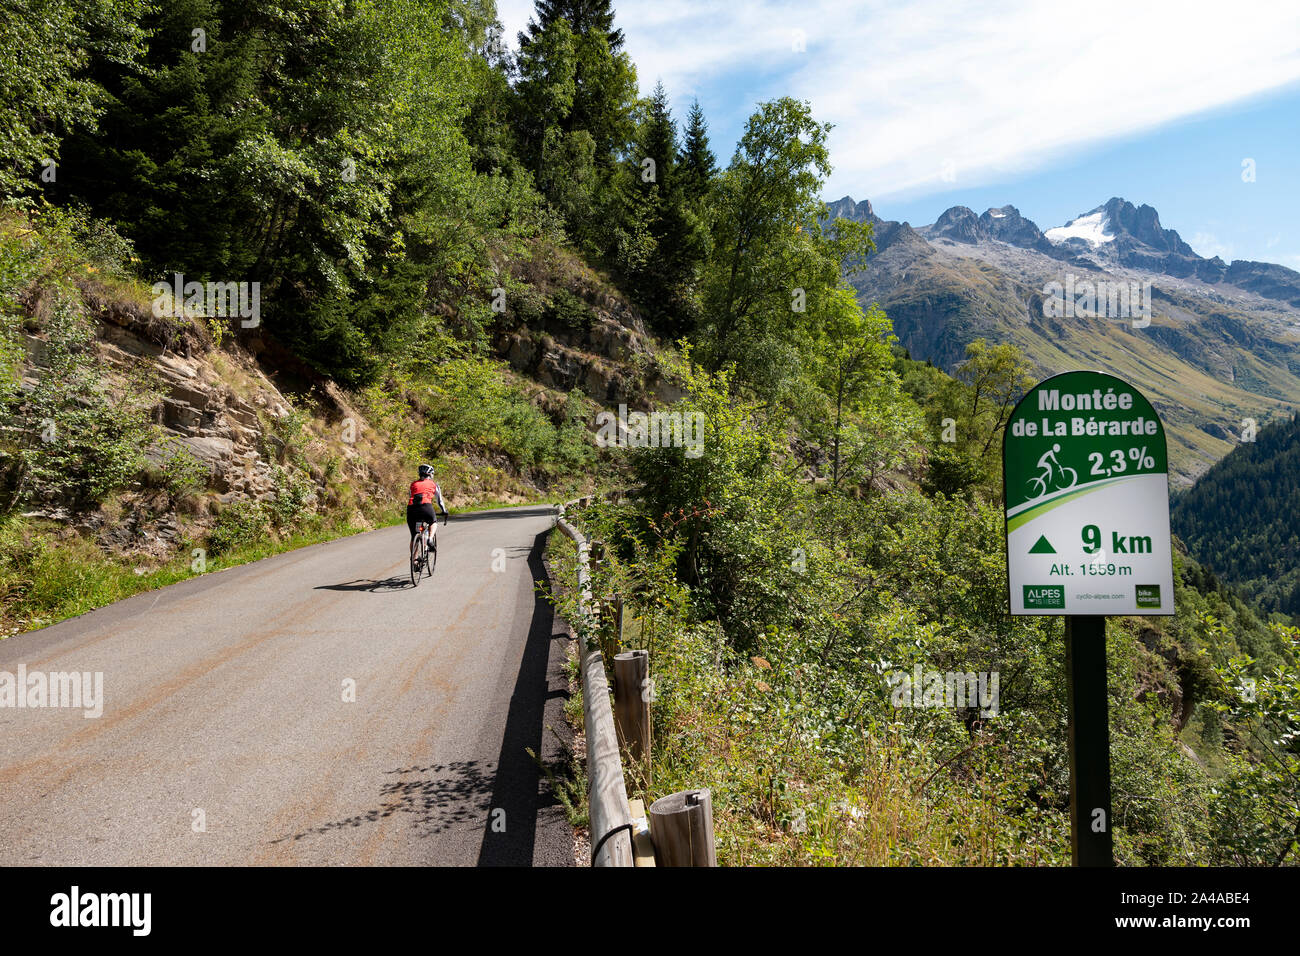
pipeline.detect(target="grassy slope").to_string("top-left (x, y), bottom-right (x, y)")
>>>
top-left (859, 257), bottom-right (1300, 484)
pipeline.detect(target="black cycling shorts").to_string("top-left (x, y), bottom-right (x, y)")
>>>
top-left (406, 502), bottom-right (436, 538)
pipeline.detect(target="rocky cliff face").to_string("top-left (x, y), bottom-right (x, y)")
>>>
top-left (84, 291), bottom-right (303, 503)
top-left (490, 258), bottom-right (682, 409)
top-left (11, 239), bottom-right (666, 562)
top-left (99, 329), bottom-right (277, 501)
top-left (19, 281), bottom-right (399, 557)
top-left (923, 205), bottom-right (987, 244)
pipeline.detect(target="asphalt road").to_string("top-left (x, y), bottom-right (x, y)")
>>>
top-left (0, 506), bottom-right (576, 866)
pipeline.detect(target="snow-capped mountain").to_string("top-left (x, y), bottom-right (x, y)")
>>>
top-left (826, 195), bottom-right (1300, 482)
top-left (1044, 209), bottom-right (1115, 246)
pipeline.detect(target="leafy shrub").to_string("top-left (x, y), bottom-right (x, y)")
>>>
top-left (259, 406), bottom-right (312, 469)
top-left (158, 443), bottom-right (208, 503)
top-left (545, 288), bottom-right (595, 332)
top-left (0, 294), bottom-right (154, 513)
top-left (206, 500), bottom-right (270, 556)
top-left (266, 465), bottom-right (316, 530)
top-left (921, 444), bottom-right (986, 498)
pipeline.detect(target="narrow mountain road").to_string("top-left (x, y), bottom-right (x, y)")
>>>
top-left (0, 506), bottom-right (576, 866)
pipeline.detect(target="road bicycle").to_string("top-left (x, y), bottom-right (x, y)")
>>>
top-left (409, 513), bottom-right (447, 587)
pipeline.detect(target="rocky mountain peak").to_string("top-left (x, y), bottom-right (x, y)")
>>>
top-left (1044, 197), bottom-right (1197, 259)
top-left (979, 204), bottom-right (1051, 250)
top-left (823, 194), bottom-right (1300, 306)
top-left (1099, 197), bottom-right (1196, 256)
top-left (926, 205), bottom-right (987, 243)
top-left (826, 195), bottom-right (878, 224)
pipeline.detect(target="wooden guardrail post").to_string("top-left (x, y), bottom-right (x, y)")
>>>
top-left (613, 648), bottom-right (650, 766)
top-left (627, 798), bottom-right (656, 866)
top-left (649, 788), bottom-right (716, 867)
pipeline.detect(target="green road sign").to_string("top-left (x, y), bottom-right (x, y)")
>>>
top-left (1004, 371), bottom-right (1174, 616)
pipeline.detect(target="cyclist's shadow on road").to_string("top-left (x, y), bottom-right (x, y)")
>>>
top-left (314, 576), bottom-right (411, 593)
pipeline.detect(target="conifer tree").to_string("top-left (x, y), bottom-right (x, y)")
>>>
top-left (518, 0), bottom-right (624, 52)
top-left (678, 98), bottom-right (718, 201)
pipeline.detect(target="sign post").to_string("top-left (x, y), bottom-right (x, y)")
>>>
top-left (1003, 371), bottom-right (1174, 866)
top-left (1065, 615), bottom-right (1111, 866)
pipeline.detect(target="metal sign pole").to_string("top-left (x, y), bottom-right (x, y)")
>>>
top-left (1065, 615), bottom-right (1113, 866)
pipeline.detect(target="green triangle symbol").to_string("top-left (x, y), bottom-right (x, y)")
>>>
top-left (1029, 535), bottom-right (1056, 554)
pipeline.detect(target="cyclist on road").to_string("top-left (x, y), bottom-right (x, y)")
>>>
top-left (407, 464), bottom-right (448, 541)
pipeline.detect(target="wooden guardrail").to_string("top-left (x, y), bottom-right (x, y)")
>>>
top-left (556, 498), bottom-right (635, 867)
top-left (555, 494), bottom-right (715, 866)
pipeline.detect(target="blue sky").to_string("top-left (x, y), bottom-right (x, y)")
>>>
top-left (871, 86), bottom-right (1300, 268)
top-left (497, 0), bottom-right (1300, 266)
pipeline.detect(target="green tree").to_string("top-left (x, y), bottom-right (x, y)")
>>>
top-left (638, 82), bottom-right (678, 188)
top-left (0, 0), bottom-right (147, 200)
top-left (514, 0), bottom-right (637, 245)
top-left (50, 0), bottom-right (262, 277)
top-left (514, 15), bottom-right (578, 176)
top-left (923, 339), bottom-right (1035, 496)
top-left (698, 98), bottom-right (873, 401)
top-left (51, 0), bottom-right (485, 385)
top-left (518, 0), bottom-right (624, 51)
top-left (807, 296), bottom-right (918, 493)
top-left (612, 82), bottom-right (707, 338)
top-left (456, 2), bottom-right (524, 176)
top-left (678, 98), bottom-right (717, 202)
top-left (629, 353), bottom-right (804, 641)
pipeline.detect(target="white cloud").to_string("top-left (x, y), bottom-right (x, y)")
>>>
top-left (496, 0), bottom-right (1300, 202)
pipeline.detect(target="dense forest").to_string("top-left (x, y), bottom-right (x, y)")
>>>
top-left (2, 0), bottom-right (1297, 865)
top-left (1174, 413), bottom-right (1300, 620)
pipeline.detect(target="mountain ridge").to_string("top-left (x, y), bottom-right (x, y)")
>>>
top-left (828, 194), bottom-right (1300, 483)
top-left (834, 194), bottom-right (1300, 305)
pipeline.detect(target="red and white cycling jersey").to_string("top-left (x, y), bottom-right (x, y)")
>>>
top-left (408, 478), bottom-right (446, 510)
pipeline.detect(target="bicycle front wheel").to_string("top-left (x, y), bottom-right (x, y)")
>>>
top-left (410, 535), bottom-right (423, 587)
top-left (427, 531), bottom-right (436, 577)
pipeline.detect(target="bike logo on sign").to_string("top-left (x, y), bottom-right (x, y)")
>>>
top-left (1028, 443), bottom-right (1077, 500)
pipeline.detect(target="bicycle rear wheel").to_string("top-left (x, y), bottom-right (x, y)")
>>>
top-left (410, 532), bottom-right (423, 587)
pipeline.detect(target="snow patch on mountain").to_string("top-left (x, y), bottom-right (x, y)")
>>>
top-left (1045, 210), bottom-right (1114, 246)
